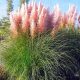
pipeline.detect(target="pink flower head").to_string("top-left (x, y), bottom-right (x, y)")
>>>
top-left (52, 4), bottom-right (62, 27)
top-left (38, 7), bottom-right (48, 32)
top-left (29, 3), bottom-right (38, 37)
top-left (10, 2), bottom-right (79, 38)
top-left (22, 8), bottom-right (30, 32)
top-left (67, 5), bottom-right (77, 25)
top-left (27, 2), bottom-right (32, 14)
top-left (10, 14), bottom-right (18, 36)
top-left (30, 3), bottom-right (38, 22)
top-left (30, 20), bottom-right (37, 38)
top-left (20, 3), bottom-right (27, 17)
top-left (38, 2), bottom-right (43, 16)
top-left (10, 9), bottom-right (21, 27)
top-left (60, 13), bottom-right (68, 27)
top-left (10, 9), bottom-right (22, 36)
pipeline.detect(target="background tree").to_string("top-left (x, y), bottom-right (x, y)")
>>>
top-left (20, 0), bottom-right (29, 6)
top-left (25, 0), bottom-right (29, 3)
top-left (7, 0), bottom-right (13, 15)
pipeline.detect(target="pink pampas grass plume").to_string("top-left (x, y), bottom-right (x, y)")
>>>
top-left (38, 7), bottom-right (47, 32)
top-left (30, 20), bottom-right (37, 38)
top-left (22, 7), bottom-right (30, 32)
top-left (67, 5), bottom-right (77, 26)
top-left (52, 4), bottom-right (62, 28)
top-left (10, 9), bottom-right (22, 36)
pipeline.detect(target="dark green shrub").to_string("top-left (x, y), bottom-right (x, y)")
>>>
top-left (51, 28), bottom-right (80, 80)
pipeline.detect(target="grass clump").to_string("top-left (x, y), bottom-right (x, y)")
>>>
top-left (1, 32), bottom-right (61, 80)
top-left (1, 27), bottom-right (80, 80)
top-left (51, 28), bottom-right (80, 80)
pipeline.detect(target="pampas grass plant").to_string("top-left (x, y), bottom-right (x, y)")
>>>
top-left (1, 32), bottom-right (62, 80)
top-left (1, 1), bottom-right (80, 80)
